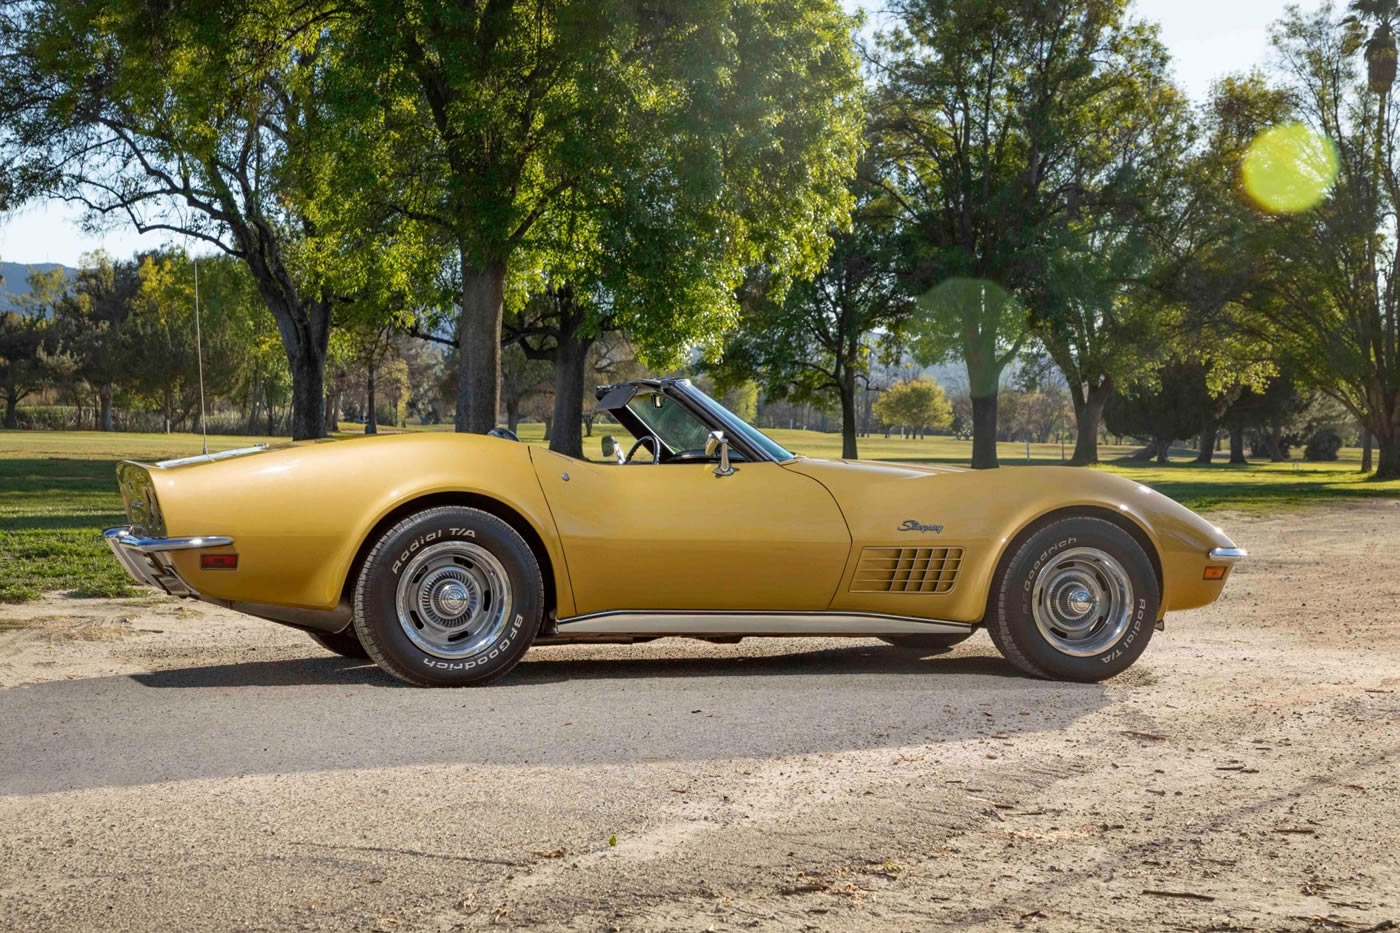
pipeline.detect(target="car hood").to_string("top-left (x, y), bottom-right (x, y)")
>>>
top-left (783, 456), bottom-right (969, 477)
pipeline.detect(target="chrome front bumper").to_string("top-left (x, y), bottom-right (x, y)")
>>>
top-left (103, 527), bottom-right (233, 597)
top-left (1208, 547), bottom-right (1247, 563)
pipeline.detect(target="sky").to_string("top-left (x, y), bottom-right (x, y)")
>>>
top-left (0, 0), bottom-right (1289, 267)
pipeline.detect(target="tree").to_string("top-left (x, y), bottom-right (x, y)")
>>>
top-left (1234, 6), bottom-right (1400, 478)
top-left (0, 309), bottom-right (60, 428)
top-left (499, 344), bottom-right (552, 437)
top-left (1028, 49), bottom-right (1192, 465)
top-left (49, 254), bottom-right (141, 431)
top-left (870, 0), bottom-right (1176, 468)
top-left (873, 378), bottom-right (952, 439)
top-left (344, 0), bottom-right (863, 436)
top-left (1, 268), bottom-right (68, 428)
top-left (708, 183), bottom-right (914, 459)
top-left (1003, 388), bottom-right (1073, 445)
top-left (121, 251), bottom-right (249, 432)
top-left (1104, 364), bottom-right (1211, 463)
top-left (1153, 74), bottom-right (1295, 466)
top-left (1, 0), bottom-right (366, 439)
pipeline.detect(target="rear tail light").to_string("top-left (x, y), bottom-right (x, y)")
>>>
top-left (201, 553), bottom-right (238, 570)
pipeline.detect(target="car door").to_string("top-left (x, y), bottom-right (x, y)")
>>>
top-left (531, 449), bottom-right (851, 616)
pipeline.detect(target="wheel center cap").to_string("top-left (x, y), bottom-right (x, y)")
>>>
top-left (433, 581), bottom-right (472, 618)
top-left (1067, 587), bottom-right (1095, 616)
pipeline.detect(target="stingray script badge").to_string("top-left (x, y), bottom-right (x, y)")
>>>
top-left (898, 519), bottom-right (944, 534)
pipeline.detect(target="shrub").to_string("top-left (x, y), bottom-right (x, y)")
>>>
top-left (1304, 428), bottom-right (1342, 461)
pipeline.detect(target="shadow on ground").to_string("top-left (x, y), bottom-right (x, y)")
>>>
top-left (0, 642), bottom-right (1110, 796)
top-left (130, 644), bottom-right (1026, 689)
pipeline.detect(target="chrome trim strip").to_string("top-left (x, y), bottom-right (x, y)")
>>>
top-left (103, 528), bottom-right (161, 587)
top-left (156, 444), bottom-right (269, 469)
top-left (1208, 547), bottom-right (1247, 563)
top-left (103, 526), bottom-right (233, 597)
top-left (555, 610), bottom-right (975, 638)
top-left (104, 528), bottom-right (233, 553)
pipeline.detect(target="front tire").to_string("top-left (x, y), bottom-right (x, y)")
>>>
top-left (352, 506), bottom-right (544, 686)
top-left (986, 516), bottom-right (1159, 682)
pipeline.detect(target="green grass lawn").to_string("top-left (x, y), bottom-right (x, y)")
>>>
top-left (3, 425), bottom-right (1396, 603)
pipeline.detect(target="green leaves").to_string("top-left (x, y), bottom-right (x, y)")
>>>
top-left (873, 378), bottom-right (952, 434)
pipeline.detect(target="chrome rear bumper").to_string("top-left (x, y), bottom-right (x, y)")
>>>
top-left (103, 527), bottom-right (233, 597)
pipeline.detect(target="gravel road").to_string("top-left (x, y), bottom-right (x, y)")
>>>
top-left (1, 502), bottom-right (1397, 932)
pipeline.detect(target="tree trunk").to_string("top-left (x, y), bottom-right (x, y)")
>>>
top-left (1377, 431), bottom-right (1400, 480)
top-left (247, 368), bottom-right (261, 433)
top-left (838, 370), bottom-right (858, 460)
top-left (549, 323), bottom-right (590, 460)
top-left (1362, 423), bottom-right (1374, 473)
top-left (1372, 401), bottom-right (1400, 479)
top-left (1229, 425), bottom-right (1247, 464)
top-left (286, 343), bottom-right (326, 441)
top-left (456, 260), bottom-right (506, 434)
top-left (324, 390), bottom-right (340, 435)
top-left (97, 384), bottom-right (114, 432)
top-left (970, 395), bottom-right (998, 469)
top-left (1194, 419), bottom-right (1216, 464)
top-left (3, 392), bottom-right (17, 429)
top-left (1069, 383), bottom-right (1110, 466)
top-left (365, 358), bottom-right (378, 435)
top-left (1266, 423), bottom-right (1285, 462)
top-left (259, 286), bottom-right (332, 440)
top-left (506, 400), bottom-right (522, 435)
top-left (541, 416), bottom-right (553, 441)
top-left (1154, 436), bottom-right (1170, 464)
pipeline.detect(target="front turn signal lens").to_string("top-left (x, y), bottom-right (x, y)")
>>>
top-left (1203, 566), bottom-right (1227, 581)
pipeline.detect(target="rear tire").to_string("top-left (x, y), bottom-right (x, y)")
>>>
top-left (986, 516), bottom-right (1159, 682)
top-left (879, 633), bottom-right (972, 654)
top-left (352, 506), bottom-right (544, 687)
top-left (307, 628), bottom-right (370, 659)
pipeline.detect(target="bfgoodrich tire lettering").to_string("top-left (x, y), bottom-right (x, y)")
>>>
top-left (352, 506), bottom-right (544, 686)
top-left (986, 517), bottom-right (1159, 682)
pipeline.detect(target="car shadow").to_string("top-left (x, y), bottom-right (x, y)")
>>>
top-left (127, 643), bottom-right (1027, 689)
top-left (1, 642), bottom-right (1114, 796)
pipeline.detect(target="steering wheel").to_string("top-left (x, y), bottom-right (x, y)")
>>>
top-left (625, 435), bottom-right (661, 464)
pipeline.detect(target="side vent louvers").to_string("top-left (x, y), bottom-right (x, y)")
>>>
top-left (852, 546), bottom-right (964, 594)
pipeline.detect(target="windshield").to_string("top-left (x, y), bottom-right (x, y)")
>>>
top-left (680, 382), bottom-right (794, 462)
top-left (625, 393), bottom-right (714, 453)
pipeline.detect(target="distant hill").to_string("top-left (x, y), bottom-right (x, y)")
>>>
top-left (0, 261), bottom-right (74, 313)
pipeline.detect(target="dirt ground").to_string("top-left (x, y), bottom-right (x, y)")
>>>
top-left (1, 501), bottom-right (1397, 932)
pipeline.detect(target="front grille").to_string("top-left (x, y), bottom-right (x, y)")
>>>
top-left (851, 546), bottom-right (964, 594)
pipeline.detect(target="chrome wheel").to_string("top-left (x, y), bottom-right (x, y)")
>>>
top-left (1031, 546), bottom-right (1134, 657)
top-left (394, 542), bottom-right (513, 660)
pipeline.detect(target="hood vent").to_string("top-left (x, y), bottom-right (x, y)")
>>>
top-left (852, 546), bottom-right (963, 594)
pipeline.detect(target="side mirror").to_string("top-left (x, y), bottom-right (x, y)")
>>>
top-left (601, 435), bottom-right (623, 464)
top-left (705, 430), bottom-right (737, 477)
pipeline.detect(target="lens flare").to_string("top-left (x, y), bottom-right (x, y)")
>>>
top-left (1241, 123), bottom-right (1339, 214)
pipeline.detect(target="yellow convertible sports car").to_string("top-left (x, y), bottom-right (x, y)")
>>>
top-left (104, 378), bottom-right (1244, 686)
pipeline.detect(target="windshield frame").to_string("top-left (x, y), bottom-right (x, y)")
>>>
top-left (668, 380), bottom-right (795, 463)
